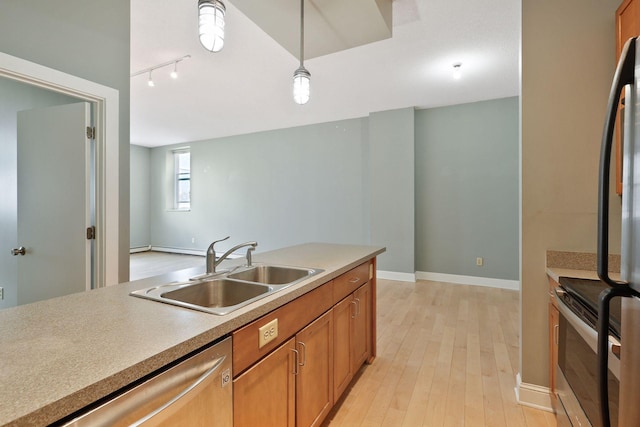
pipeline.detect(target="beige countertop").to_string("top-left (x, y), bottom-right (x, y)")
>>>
top-left (0, 242), bottom-right (385, 427)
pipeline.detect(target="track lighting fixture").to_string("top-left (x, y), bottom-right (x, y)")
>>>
top-left (131, 55), bottom-right (191, 87)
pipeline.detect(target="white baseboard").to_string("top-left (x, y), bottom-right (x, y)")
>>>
top-left (415, 271), bottom-right (520, 290)
top-left (150, 246), bottom-right (206, 256)
top-left (130, 246), bottom-right (151, 254)
top-left (376, 270), bottom-right (416, 282)
top-left (515, 373), bottom-right (554, 412)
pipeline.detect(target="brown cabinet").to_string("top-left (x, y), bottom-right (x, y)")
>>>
top-left (296, 311), bottom-right (334, 427)
top-left (333, 281), bottom-right (372, 402)
top-left (333, 295), bottom-right (354, 399)
top-left (549, 301), bottom-right (559, 394)
top-left (616, 0), bottom-right (640, 195)
top-left (234, 338), bottom-right (296, 427)
top-left (233, 259), bottom-right (377, 427)
top-left (234, 312), bottom-right (334, 427)
top-left (353, 282), bottom-right (372, 368)
top-left (548, 278), bottom-right (560, 397)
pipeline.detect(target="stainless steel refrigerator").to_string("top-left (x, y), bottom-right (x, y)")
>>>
top-left (598, 36), bottom-right (640, 427)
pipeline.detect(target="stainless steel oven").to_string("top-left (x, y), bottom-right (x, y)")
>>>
top-left (555, 285), bottom-right (621, 427)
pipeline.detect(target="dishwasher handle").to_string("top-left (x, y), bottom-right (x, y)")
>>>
top-left (130, 355), bottom-right (226, 426)
top-left (59, 337), bottom-right (232, 427)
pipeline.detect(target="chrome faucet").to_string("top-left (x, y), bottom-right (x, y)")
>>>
top-left (206, 236), bottom-right (258, 273)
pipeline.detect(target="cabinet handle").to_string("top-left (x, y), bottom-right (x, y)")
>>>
top-left (351, 300), bottom-right (357, 319)
top-left (354, 297), bottom-right (361, 317)
top-left (298, 342), bottom-right (307, 367)
top-left (291, 348), bottom-right (299, 375)
top-left (554, 324), bottom-right (559, 345)
top-left (349, 277), bottom-right (361, 284)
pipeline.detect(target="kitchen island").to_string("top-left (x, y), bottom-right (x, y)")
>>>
top-left (0, 243), bottom-right (384, 426)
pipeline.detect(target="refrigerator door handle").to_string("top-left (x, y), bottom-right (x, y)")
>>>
top-left (598, 37), bottom-right (637, 287)
top-left (597, 286), bottom-right (639, 427)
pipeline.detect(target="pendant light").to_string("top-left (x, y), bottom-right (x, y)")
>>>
top-left (293, 0), bottom-right (310, 104)
top-left (198, 0), bottom-right (226, 53)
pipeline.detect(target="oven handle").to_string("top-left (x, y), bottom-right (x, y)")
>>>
top-left (555, 288), bottom-right (620, 364)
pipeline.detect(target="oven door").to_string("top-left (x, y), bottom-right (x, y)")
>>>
top-left (555, 294), bottom-right (620, 427)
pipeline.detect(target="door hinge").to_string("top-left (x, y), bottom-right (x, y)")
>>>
top-left (86, 226), bottom-right (96, 240)
top-left (86, 126), bottom-right (96, 139)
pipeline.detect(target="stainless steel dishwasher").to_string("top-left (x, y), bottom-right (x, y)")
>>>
top-left (59, 337), bottom-right (232, 427)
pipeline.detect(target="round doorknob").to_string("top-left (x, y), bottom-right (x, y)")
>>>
top-left (11, 247), bottom-right (26, 256)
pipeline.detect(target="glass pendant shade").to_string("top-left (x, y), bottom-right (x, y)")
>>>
top-left (199, 0), bottom-right (226, 52)
top-left (293, 66), bottom-right (311, 105)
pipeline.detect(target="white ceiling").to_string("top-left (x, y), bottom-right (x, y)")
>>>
top-left (130, 0), bottom-right (520, 147)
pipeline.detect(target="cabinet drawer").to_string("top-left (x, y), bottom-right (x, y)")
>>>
top-left (233, 281), bottom-right (334, 376)
top-left (333, 262), bottom-right (370, 304)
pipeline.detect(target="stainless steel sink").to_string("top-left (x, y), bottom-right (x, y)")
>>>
top-left (130, 279), bottom-right (270, 315)
top-left (227, 265), bottom-right (316, 285)
top-left (130, 264), bottom-right (323, 315)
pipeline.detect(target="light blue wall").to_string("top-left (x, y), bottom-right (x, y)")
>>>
top-left (130, 145), bottom-right (151, 248)
top-left (134, 99), bottom-right (518, 280)
top-left (415, 97), bottom-right (519, 280)
top-left (369, 108), bottom-right (415, 273)
top-left (147, 119), bottom-right (370, 254)
top-left (0, 0), bottom-right (131, 282)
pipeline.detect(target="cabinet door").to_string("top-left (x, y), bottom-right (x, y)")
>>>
top-left (234, 338), bottom-right (296, 427)
top-left (352, 282), bottom-right (372, 370)
top-left (296, 311), bottom-right (334, 427)
top-left (549, 302), bottom-right (559, 394)
top-left (333, 295), bottom-right (354, 401)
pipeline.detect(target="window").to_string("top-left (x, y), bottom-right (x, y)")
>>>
top-left (174, 149), bottom-right (191, 210)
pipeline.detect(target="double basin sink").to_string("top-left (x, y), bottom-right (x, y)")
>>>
top-left (130, 264), bottom-right (323, 315)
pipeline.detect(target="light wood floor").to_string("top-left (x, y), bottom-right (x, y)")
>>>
top-left (323, 279), bottom-right (557, 427)
top-left (129, 251), bottom-right (204, 281)
top-left (129, 253), bottom-right (556, 426)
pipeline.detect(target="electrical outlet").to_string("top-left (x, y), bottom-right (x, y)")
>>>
top-left (0, 287), bottom-right (4, 300)
top-left (191, 237), bottom-right (196, 244)
top-left (476, 257), bottom-right (483, 266)
top-left (258, 318), bottom-right (279, 348)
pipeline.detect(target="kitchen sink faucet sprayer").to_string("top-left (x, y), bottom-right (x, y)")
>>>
top-left (206, 236), bottom-right (258, 273)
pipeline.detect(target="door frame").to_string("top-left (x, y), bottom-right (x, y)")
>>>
top-left (0, 52), bottom-right (119, 288)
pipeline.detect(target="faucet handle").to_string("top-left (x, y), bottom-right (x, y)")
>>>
top-left (212, 236), bottom-right (230, 246)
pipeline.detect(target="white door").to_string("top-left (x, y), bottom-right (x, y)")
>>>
top-left (15, 102), bottom-right (92, 305)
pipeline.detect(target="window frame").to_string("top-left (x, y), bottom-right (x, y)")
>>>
top-left (173, 148), bottom-right (191, 211)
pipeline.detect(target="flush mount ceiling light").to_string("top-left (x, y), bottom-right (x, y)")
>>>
top-left (453, 63), bottom-right (462, 80)
top-left (198, 0), bottom-right (226, 53)
top-left (131, 55), bottom-right (191, 87)
top-left (293, 0), bottom-right (310, 105)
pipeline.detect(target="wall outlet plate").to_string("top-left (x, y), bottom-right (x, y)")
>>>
top-left (0, 287), bottom-right (3, 300)
top-left (476, 257), bottom-right (484, 266)
top-left (258, 318), bottom-right (278, 348)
